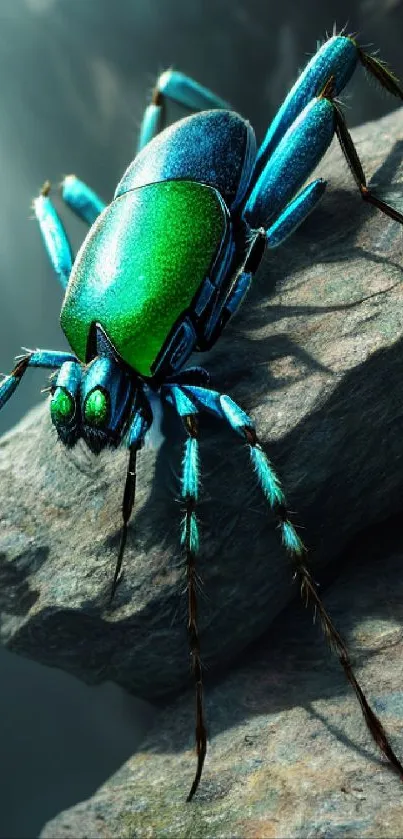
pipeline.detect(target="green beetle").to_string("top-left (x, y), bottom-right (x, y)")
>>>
top-left (2, 33), bottom-right (403, 802)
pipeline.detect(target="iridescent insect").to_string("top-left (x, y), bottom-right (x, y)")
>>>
top-left (1, 32), bottom-right (403, 800)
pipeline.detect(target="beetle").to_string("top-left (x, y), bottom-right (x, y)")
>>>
top-left (1, 31), bottom-right (403, 801)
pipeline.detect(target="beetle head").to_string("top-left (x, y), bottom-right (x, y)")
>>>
top-left (80, 354), bottom-right (137, 453)
top-left (50, 325), bottom-right (151, 453)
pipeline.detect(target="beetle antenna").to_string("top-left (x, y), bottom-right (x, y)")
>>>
top-left (181, 414), bottom-right (207, 803)
top-left (242, 426), bottom-right (403, 781)
top-left (109, 444), bottom-right (139, 605)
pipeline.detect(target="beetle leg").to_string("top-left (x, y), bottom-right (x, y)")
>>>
top-left (330, 96), bottom-right (403, 224)
top-left (203, 181), bottom-right (327, 345)
top-left (264, 178), bottom-right (327, 248)
top-left (180, 414), bottom-right (206, 803)
top-left (198, 270), bottom-right (253, 350)
top-left (108, 445), bottom-right (139, 605)
top-left (244, 82), bottom-right (403, 230)
top-left (253, 32), bottom-right (403, 180)
top-left (172, 383), bottom-right (403, 786)
top-left (160, 384), bottom-right (207, 801)
top-left (236, 422), bottom-right (403, 783)
top-left (244, 33), bottom-right (403, 231)
top-left (244, 92), bottom-right (335, 230)
top-left (199, 186), bottom-right (322, 346)
top-left (0, 349), bottom-right (78, 411)
top-left (137, 69), bottom-right (230, 152)
top-left (61, 174), bottom-right (107, 226)
top-left (33, 183), bottom-right (74, 289)
top-left (170, 386), bottom-right (306, 555)
top-left (108, 410), bottom-right (150, 605)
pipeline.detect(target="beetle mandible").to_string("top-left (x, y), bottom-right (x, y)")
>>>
top-left (1, 31), bottom-right (403, 801)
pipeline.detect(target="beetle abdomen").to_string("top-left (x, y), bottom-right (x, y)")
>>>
top-left (60, 180), bottom-right (228, 376)
top-left (115, 110), bottom-right (256, 212)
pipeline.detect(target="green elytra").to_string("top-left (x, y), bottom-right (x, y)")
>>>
top-left (60, 180), bottom-right (226, 376)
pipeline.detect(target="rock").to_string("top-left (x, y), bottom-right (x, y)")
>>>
top-left (0, 107), bottom-right (403, 701)
top-left (39, 522), bottom-right (403, 838)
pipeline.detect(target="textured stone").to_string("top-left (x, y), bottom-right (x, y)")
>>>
top-left (39, 525), bottom-right (403, 837)
top-left (0, 107), bottom-right (403, 704)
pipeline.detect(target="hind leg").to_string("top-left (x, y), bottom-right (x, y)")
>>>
top-left (244, 79), bottom-right (403, 235)
top-left (253, 32), bottom-right (403, 179)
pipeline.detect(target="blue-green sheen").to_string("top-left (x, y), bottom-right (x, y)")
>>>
top-left (181, 512), bottom-right (199, 554)
top-left (60, 181), bottom-right (226, 376)
top-left (249, 446), bottom-right (285, 507)
top-left (281, 520), bottom-right (305, 555)
top-left (181, 437), bottom-right (199, 500)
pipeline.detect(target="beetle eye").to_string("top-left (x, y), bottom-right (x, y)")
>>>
top-left (84, 388), bottom-right (109, 426)
top-left (50, 386), bottom-right (75, 424)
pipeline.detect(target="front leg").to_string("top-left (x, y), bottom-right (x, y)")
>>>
top-left (165, 382), bottom-right (305, 554)
top-left (0, 349), bottom-right (78, 410)
top-left (108, 403), bottom-right (151, 605)
top-left (161, 378), bottom-right (304, 802)
top-left (162, 380), bottom-right (403, 793)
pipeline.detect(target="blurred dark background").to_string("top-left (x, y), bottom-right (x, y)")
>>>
top-left (1, 1), bottom-right (403, 836)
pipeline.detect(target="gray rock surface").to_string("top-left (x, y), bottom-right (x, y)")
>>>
top-left (0, 107), bottom-right (403, 706)
top-left (39, 525), bottom-right (403, 837)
